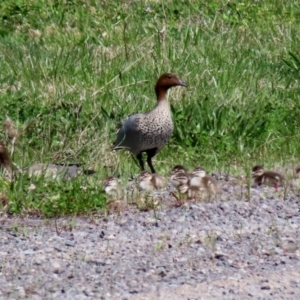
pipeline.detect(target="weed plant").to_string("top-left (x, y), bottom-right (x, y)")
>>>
top-left (1, 0), bottom-right (300, 215)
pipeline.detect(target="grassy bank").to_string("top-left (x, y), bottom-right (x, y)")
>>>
top-left (1, 0), bottom-right (300, 215)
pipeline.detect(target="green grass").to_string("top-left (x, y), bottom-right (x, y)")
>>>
top-left (1, 0), bottom-right (300, 215)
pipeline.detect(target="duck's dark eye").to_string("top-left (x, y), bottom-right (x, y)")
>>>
top-left (167, 74), bottom-right (172, 79)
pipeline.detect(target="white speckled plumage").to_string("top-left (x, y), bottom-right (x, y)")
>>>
top-left (114, 73), bottom-right (187, 173)
top-left (115, 101), bottom-right (173, 155)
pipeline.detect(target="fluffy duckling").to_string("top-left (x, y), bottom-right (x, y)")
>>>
top-left (114, 73), bottom-right (187, 173)
top-left (137, 170), bottom-right (166, 191)
top-left (103, 176), bottom-right (121, 198)
top-left (169, 165), bottom-right (191, 202)
top-left (189, 167), bottom-right (219, 199)
top-left (170, 165), bottom-right (188, 188)
top-left (252, 165), bottom-right (285, 189)
top-left (103, 176), bottom-right (127, 214)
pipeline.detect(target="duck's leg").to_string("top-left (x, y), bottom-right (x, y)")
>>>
top-left (146, 148), bottom-right (157, 173)
top-left (137, 153), bottom-right (145, 171)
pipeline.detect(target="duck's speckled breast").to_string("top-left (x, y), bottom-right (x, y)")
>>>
top-left (138, 104), bottom-right (174, 152)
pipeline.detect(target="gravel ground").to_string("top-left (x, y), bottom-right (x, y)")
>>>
top-left (1, 181), bottom-right (300, 300)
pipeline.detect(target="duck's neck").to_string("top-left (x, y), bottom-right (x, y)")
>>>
top-left (155, 86), bottom-right (169, 103)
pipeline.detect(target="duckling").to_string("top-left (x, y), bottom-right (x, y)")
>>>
top-left (151, 173), bottom-right (166, 189)
top-left (103, 176), bottom-right (121, 198)
top-left (137, 170), bottom-right (166, 191)
top-left (169, 165), bottom-right (188, 188)
top-left (103, 176), bottom-right (127, 214)
top-left (189, 167), bottom-right (219, 200)
top-left (252, 165), bottom-right (285, 189)
top-left (168, 166), bottom-right (191, 203)
top-left (114, 73), bottom-right (187, 173)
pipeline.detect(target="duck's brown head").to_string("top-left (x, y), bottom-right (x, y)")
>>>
top-left (155, 73), bottom-right (187, 100)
